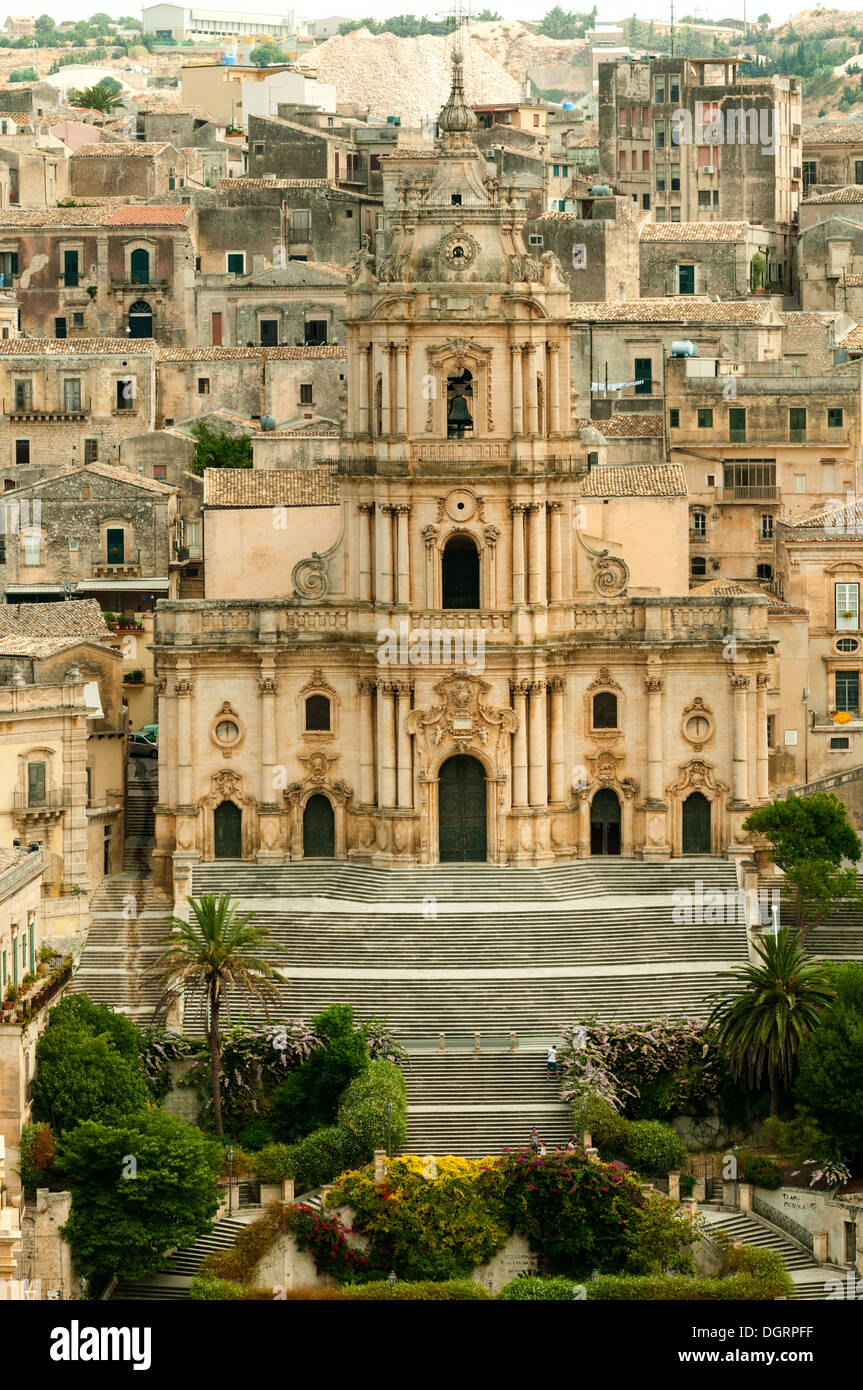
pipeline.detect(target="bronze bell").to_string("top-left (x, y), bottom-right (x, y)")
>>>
top-left (447, 395), bottom-right (472, 424)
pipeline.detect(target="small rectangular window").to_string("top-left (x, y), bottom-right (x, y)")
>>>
top-left (655, 169), bottom-right (666, 192)
top-left (856, 160), bottom-right (863, 185)
top-left (15, 438), bottom-right (28, 464)
top-left (226, 252), bottom-right (245, 275)
top-left (69, 536), bottom-right (78, 549)
top-left (836, 581), bottom-right (860, 628)
top-left (828, 407), bottom-right (844, 428)
top-left (830, 736), bottom-right (851, 750)
top-left (756, 562), bottom-right (773, 580)
top-left (72, 311), bottom-right (85, 327)
top-left (670, 81), bottom-right (680, 102)
top-left (670, 206), bottom-right (681, 222)
top-left (729, 407), bottom-right (746, 442)
top-left (253, 142), bottom-right (264, 155)
top-left (760, 514), bottom-right (774, 540)
top-left (669, 408), bottom-right (680, 428)
top-left (300, 383), bottom-right (313, 404)
top-left (789, 406), bottom-right (806, 440)
top-left (836, 669), bottom-right (860, 712)
top-left (655, 121), bottom-right (665, 148)
top-left (655, 81), bottom-right (665, 103)
top-left (63, 378), bottom-right (82, 412)
top-left (691, 511), bottom-right (706, 538)
top-left (198, 378), bottom-right (210, 394)
top-left (84, 438), bottom-right (98, 463)
top-left (793, 473), bottom-right (806, 492)
top-left (63, 249), bottom-right (79, 287)
top-left (697, 408), bottom-right (713, 428)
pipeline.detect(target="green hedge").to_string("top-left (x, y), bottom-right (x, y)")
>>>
top-left (190, 1271), bottom-right (487, 1301)
top-left (190, 1274), bottom-right (273, 1301)
top-left (738, 1152), bottom-right (783, 1190)
top-left (497, 1247), bottom-right (792, 1301)
top-left (578, 1097), bottom-right (688, 1175)
top-left (253, 1061), bottom-right (407, 1192)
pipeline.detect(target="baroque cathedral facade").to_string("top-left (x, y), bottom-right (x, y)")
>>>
top-left (151, 57), bottom-right (773, 901)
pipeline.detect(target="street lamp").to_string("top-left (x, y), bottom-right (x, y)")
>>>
top-left (227, 1146), bottom-right (234, 1216)
top-left (384, 1100), bottom-right (393, 1157)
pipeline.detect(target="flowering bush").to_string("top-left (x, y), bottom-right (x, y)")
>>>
top-left (200, 1202), bottom-right (372, 1285)
top-left (560, 1016), bottom-right (732, 1119)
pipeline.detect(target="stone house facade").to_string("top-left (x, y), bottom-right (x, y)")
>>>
top-left (155, 345), bottom-right (347, 429)
top-left (0, 203), bottom-right (197, 343)
top-left (195, 260), bottom-right (347, 348)
top-left (639, 221), bottom-right (781, 299)
top-left (525, 196), bottom-right (642, 302)
top-left (0, 338), bottom-right (157, 487)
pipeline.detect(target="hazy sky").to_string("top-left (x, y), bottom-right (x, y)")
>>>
top-left (37, 2), bottom-right (863, 32)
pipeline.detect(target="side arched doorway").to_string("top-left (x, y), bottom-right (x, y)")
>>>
top-left (214, 800), bottom-right (242, 858)
top-left (682, 791), bottom-right (711, 854)
top-left (438, 754), bottom-right (487, 862)
top-left (128, 299), bottom-right (153, 337)
top-left (590, 788), bottom-right (621, 856)
top-left (303, 793), bottom-right (335, 858)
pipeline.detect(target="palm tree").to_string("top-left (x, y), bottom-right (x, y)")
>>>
top-left (67, 81), bottom-right (126, 115)
top-left (151, 892), bottom-right (285, 1135)
top-left (708, 928), bottom-right (836, 1116)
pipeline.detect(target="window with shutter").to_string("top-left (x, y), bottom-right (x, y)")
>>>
top-left (835, 582), bottom-right (860, 630)
top-left (27, 761), bottom-right (46, 806)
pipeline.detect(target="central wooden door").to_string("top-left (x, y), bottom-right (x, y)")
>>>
top-left (438, 755), bottom-right (487, 862)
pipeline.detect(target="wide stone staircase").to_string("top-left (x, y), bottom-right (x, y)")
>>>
top-left (698, 1209), bottom-right (845, 1302)
top-left (403, 1050), bottom-right (573, 1158)
top-left (110, 1206), bottom-right (264, 1301)
top-left (70, 761), bottom-right (169, 1021)
top-left (187, 857), bottom-right (747, 1041)
top-left (758, 871), bottom-right (863, 962)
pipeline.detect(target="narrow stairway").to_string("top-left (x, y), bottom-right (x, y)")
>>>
top-left (699, 1208), bottom-right (846, 1301)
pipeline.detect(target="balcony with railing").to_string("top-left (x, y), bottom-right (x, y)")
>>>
top-left (718, 485), bottom-right (779, 502)
top-left (5, 397), bottom-right (89, 421)
top-left (12, 788), bottom-right (69, 820)
top-left (93, 548), bottom-right (141, 579)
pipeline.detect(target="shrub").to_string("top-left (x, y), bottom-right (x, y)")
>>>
top-left (580, 1094), bottom-right (629, 1157)
top-left (255, 1143), bottom-right (295, 1182)
top-left (32, 1019), bottom-right (150, 1134)
top-left (498, 1275), bottom-right (578, 1300)
top-left (289, 1125), bottom-right (364, 1192)
top-left (337, 1060), bottom-right (407, 1153)
top-left (271, 1004), bottom-right (369, 1140)
top-left (202, 1202), bottom-right (372, 1285)
top-left (738, 1151), bottom-right (783, 1190)
top-left (190, 1274), bottom-right (272, 1300)
top-left (240, 1120), bottom-right (277, 1151)
top-left (624, 1120), bottom-right (688, 1176)
top-left (17, 1122), bottom-right (56, 1194)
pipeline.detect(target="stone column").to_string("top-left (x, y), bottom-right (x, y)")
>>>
top-left (510, 503), bottom-right (527, 605)
top-left (525, 344), bottom-right (539, 435)
top-left (379, 342), bottom-right (391, 438)
top-left (358, 343), bottom-right (370, 436)
top-left (259, 668), bottom-right (277, 804)
top-left (548, 342), bottom-right (561, 436)
top-left (756, 673), bottom-right (769, 803)
top-left (376, 504), bottom-right (393, 606)
top-left (395, 343), bottom-right (408, 438)
top-left (376, 680), bottom-right (397, 808)
top-left (510, 343), bottom-right (524, 436)
top-left (731, 674), bottom-right (750, 805)
top-left (358, 679), bottom-right (375, 804)
top-left (644, 675), bottom-right (665, 805)
top-left (395, 680), bottom-right (413, 809)
top-left (511, 680), bottom-right (529, 807)
top-left (528, 679), bottom-right (548, 807)
top-left (176, 674), bottom-right (194, 806)
top-left (528, 504), bottom-right (547, 605)
top-left (394, 504), bottom-right (410, 607)
top-left (549, 677), bottom-right (566, 803)
top-left (358, 503), bottom-right (373, 601)
top-left (548, 502), bottom-right (563, 601)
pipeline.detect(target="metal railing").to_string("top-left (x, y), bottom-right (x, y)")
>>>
top-left (4, 398), bottom-right (89, 419)
top-left (718, 486), bottom-right (778, 501)
top-left (12, 789), bottom-right (69, 813)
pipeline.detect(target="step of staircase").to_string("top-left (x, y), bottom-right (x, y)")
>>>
top-left (109, 1211), bottom-right (263, 1300)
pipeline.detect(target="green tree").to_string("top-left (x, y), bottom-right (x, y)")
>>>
top-left (794, 962), bottom-right (863, 1159)
top-left (34, 13), bottom-right (56, 38)
top-left (744, 793), bottom-right (862, 937)
top-left (57, 1111), bottom-right (222, 1283)
top-left (708, 928), bottom-right (837, 1116)
top-left (758, 12), bottom-right (771, 29)
top-left (150, 893), bottom-right (283, 1135)
top-left (272, 1003), bottom-right (369, 1140)
top-left (249, 42), bottom-right (288, 66)
top-left (189, 423), bottom-right (252, 474)
top-left (539, 6), bottom-right (593, 39)
top-left (31, 1010), bottom-right (150, 1134)
top-left (67, 79), bottom-right (126, 113)
top-left (9, 67), bottom-right (38, 81)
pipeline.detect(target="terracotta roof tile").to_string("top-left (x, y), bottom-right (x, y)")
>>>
top-left (0, 336), bottom-right (153, 355)
top-left (803, 185), bottom-right (863, 204)
top-left (71, 142), bottom-right (169, 158)
top-left (803, 121), bottom-right (863, 145)
top-left (0, 598), bottom-right (109, 639)
top-left (581, 464), bottom-right (687, 497)
top-left (218, 176), bottom-right (381, 200)
top-left (571, 297), bottom-right (777, 324)
top-left (157, 345), bottom-right (346, 362)
top-left (105, 205), bottom-right (191, 226)
top-left (204, 467), bottom-right (339, 507)
top-left (842, 325), bottom-right (863, 350)
top-left (5, 461), bottom-right (176, 496)
top-left (641, 221), bottom-right (749, 242)
top-left (597, 414), bottom-right (664, 438)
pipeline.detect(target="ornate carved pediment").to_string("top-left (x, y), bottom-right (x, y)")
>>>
top-left (666, 759), bottom-right (728, 800)
top-left (299, 668), bottom-right (335, 697)
top-left (582, 748), bottom-right (638, 800)
top-left (199, 768), bottom-right (256, 810)
top-left (407, 672), bottom-right (517, 764)
top-left (587, 666), bottom-right (622, 694)
top-left (284, 749), bottom-right (352, 808)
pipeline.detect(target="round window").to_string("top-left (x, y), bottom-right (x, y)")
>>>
top-left (836, 637), bottom-right (860, 654)
top-left (215, 720), bottom-right (239, 742)
top-left (685, 714), bottom-right (711, 742)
